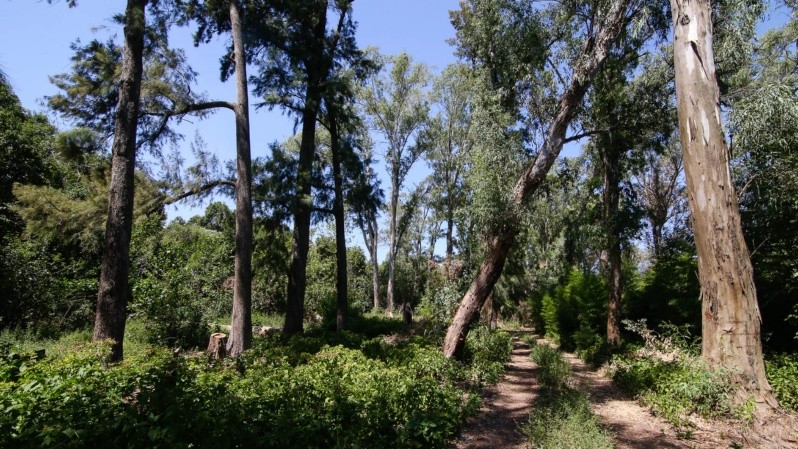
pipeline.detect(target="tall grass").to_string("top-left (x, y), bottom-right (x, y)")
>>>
top-left (524, 344), bottom-right (614, 449)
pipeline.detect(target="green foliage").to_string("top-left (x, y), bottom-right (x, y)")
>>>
top-left (0, 318), bottom-right (515, 449)
top-left (531, 344), bottom-right (571, 390)
top-left (418, 283), bottom-right (463, 331)
top-left (532, 268), bottom-right (608, 356)
top-left (130, 216), bottom-right (232, 348)
top-left (462, 325), bottom-right (512, 385)
top-left (609, 321), bottom-right (734, 429)
top-left (626, 237), bottom-right (701, 331)
top-left (765, 353), bottom-right (798, 412)
top-left (524, 344), bottom-right (613, 449)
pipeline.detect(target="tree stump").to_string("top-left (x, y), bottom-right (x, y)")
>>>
top-left (207, 333), bottom-right (227, 360)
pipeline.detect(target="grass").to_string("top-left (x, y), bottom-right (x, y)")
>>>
top-left (523, 344), bottom-right (614, 449)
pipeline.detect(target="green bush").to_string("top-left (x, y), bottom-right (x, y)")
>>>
top-left (534, 269), bottom-right (608, 354)
top-left (531, 344), bottom-right (571, 390)
top-left (463, 325), bottom-right (512, 385)
top-left (766, 353), bottom-right (798, 412)
top-left (0, 339), bottom-right (477, 449)
top-left (609, 321), bottom-right (733, 428)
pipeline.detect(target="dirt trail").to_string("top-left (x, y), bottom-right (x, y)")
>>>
top-left (453, 331), bottom-right (774, 449)
top-left (453, 333), bottom-right (539, 449)
top-left (560, 349), bottom-right (696, 449)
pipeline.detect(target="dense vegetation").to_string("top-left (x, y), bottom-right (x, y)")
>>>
top-left (0, 0), bottom-right (797, 445)
top-left (0, 318), bottom-right (511, 448)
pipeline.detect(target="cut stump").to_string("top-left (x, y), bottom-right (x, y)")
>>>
top-left (207, 332), bottom-right (227, 360)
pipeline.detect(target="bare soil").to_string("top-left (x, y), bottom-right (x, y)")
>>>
top-left (452, 331), bottom-right (798, 449)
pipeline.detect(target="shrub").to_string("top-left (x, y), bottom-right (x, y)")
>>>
top-left (531, 344), bottom-right (571, 390)
top-left (609, 320), bottom-right (734, 429)
top-left (463, 325), bottom-right (512, 385)
top-left (766, 353), bottom-right (798, 412)
top-left (534, 269), bottom-right (607, 354)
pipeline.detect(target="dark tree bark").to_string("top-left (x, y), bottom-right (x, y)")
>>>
top-left (226, 0), bottom-right (254, 357)
top-left (284, 1), bottom-right (328, 334)
top-left (386, 176), bottom-right (399, 315)
top-left (443, 0), bottom-right (633, 359)
top-left (93, 0), bottom-right (147, 362)
top-left (328, 103), bottom-right (348, 331)
top-left (602, 143), bottom-right (623, 346)
top-left (670, 0), bottom-right (776, 409)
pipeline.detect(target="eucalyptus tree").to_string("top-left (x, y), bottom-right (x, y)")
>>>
top-left (425, 64), bottom-right (473, 260)
top-left (361, 52), bottom-right (430, 314)
top-left (443, 0), bottom-right (665, 359)
top-left (669, 0), bottom-right (777, 410)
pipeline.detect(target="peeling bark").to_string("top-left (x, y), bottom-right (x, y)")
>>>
top-left (670, 0), bottom-right (776, 409)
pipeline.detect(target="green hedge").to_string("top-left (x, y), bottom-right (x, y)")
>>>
top-left (0, 323), bottom-right (512, 449)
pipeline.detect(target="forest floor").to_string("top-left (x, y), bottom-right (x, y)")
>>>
top-left (452, 330), bottom-right (796, 449)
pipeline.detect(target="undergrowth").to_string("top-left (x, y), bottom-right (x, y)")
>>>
top-left (608, 320), bottom-right (734, 431)
top-left (523, 343), bottom-right (614, 449)
top-left (0, 316), bottom-right (511, 448)
top-left (765, 353), bottom-right (798, 412)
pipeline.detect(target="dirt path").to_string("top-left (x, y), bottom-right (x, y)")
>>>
top-left (453, 333), bottom-right (539, 449)
top-left (561, 349), bottom-right (700, 449)
top-left (453, 332), bottom-right (770, 449)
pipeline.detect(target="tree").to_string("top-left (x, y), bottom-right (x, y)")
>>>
top-left (93, 0), bottom-right (148, 361)
top-left (248, 0), bottom-right (360, 334)
top-left (728, 1), bottom-right (798, 350)
top-left (362, 52), bottom-right (429, 314)
top-left (669, 0), bottom-right (776, 411)
top-left (351, 153), bottom-right (383, 311)
top-left (426, 64), bottom-right (472, 260)
top-left (443, 0), bottom-right (655, 359)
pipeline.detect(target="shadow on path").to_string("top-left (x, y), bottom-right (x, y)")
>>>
top-left (452, 330), bottom-right (539, 449)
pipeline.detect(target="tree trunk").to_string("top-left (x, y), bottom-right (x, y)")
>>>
top-left (329, 104), bottom-right (348, 331)
top-left (444, 234), bottom-right (515, 359)
top-left (670, 0), bottom-right (776, 408)
top-left (443, 0), bottom-right (631, 359)
top-left (93, 0), bottom-right (147, 362)
top-left (226, 0), bottom-right (253, 357)
top-left (361, 214), bottom-right (380, 310)
top-left (284, 4), bottom-right (327, 334)
top-left (602, 144), bottom-right (622, 346)
top-left (386, 179), bottom-right (398, 315)
top-left (446, 207), bottom-right (454, 260)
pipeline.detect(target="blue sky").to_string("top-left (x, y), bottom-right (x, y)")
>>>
top-left (0, 0), bottom-right (461, 258)
top-left (1, 1), bottom-right (792, 260)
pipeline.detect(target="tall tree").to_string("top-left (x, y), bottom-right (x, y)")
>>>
top-left (351, 155), bottom-right (382, 310)
top-left (443, 0), bottom-right (655, 359)
top-left (669, 0), bottom-right (776, 410)
top-left (179, 0), bottom-right (258, 357)
top-left (249, 0), bottom-right (359, 333)
top-left (225, 0), bottom-right (253, 356)
top-left (362, 52), bottom-right (429, 314)
top-left (93, 0), bottom-right (148, 361)
top-left (426, 64), bottom-right (472, 260)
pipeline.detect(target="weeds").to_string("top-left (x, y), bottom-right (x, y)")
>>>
top-left (524, 344), bottom-right (614, 449)
top-left (608, 320), bottom-right (734, 431)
